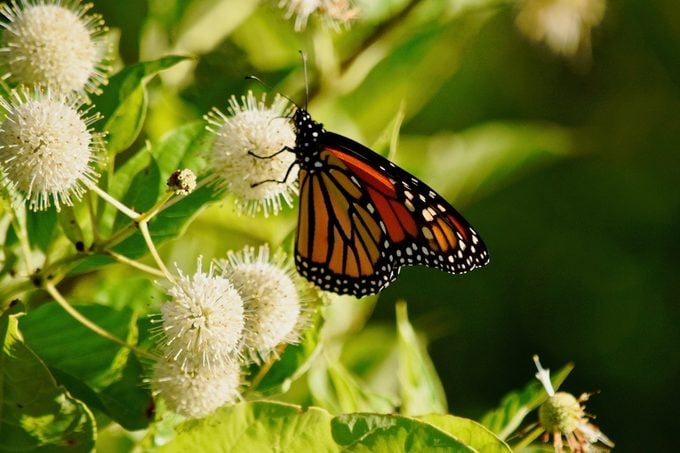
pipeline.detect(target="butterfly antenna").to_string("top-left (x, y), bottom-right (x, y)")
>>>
top-left (245, 75), bottom-right (299, 108)
top-left (299, 50), bottom-right (309, 109)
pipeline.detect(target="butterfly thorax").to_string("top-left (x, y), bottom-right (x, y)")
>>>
top-left (293, 108), bottom-right (326, 172)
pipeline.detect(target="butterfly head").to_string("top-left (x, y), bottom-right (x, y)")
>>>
top-left (292, 108), bottom-right (325, 153)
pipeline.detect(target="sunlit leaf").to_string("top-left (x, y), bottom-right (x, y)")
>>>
top-left (418, 414), bottom-right (512, 453)
top-left (308, 352), bottom-right (397, 415)
top-left (159, 401), bottom-right (336, 453)
top-left (331, 412), bottom-right (474, 452)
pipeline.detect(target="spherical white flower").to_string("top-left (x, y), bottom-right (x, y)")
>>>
top-left (206, 91), bottom-right (298, 217)
top-left (159, 258), bottom-right (245, 371)
top-left (220, 245), bottom-right (310, 363)
top-left (516, 0), bottom-right (606, 57)
top-left (0, 87), bottom-right (102, 211)
top-left (0, 0), bottom-right (108, 95)
top-left (279, 0), bottom-right (359, 31)
top-left (152, 358), bottom-right (241, 419)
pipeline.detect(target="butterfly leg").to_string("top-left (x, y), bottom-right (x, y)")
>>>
top-left (247, 146), bottom-right (294, 160)
top-left (250, 162), bottom-right (298, 187)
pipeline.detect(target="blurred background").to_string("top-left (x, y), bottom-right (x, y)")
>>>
top-left (91, 0), bottom-right (679, 450)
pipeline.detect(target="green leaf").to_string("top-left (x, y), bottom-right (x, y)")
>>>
top-left (480, 362), bottom-right (574, 440)
top-left (19, 303), bottom-right (151, 430)
top-left (58, 206), bottom-right (85, 250)
top-left (397, 122), bottom-right (573, 205)
top-left (25, 208), bottom-right (57, 252)
top-left (396, 301), bottom-right (448, 416)
top-left (112, 181), bottom-right (219, 259)
top-left (93, 55), bottom-right (190, 154)
top-left (0, 305), bottom-right (95, 452)
top-left (308, 355), bottom-right (397, 414)
top-left (20, 302), bottom-right (138, 389)
top-left (99, 145), bottom-right (152, 236)
top-left (150, 121), bottom-right (213, 181)
top-left (97, 354), bottom-right (154, 431)
top-left (418, 414), bottom-right (512, 453)
top-left (331, 413), bottom-right (474, 452)
top-left (159, 401), bottom-right (336, 453)
top-left (112, 155), bottom-right (161, 232)
top-left (26, 209), bottom-right (57, 252)
top-left (95, 122), bottom-right (217, 261)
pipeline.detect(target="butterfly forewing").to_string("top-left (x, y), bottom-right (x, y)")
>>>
top-left (292, 109), bottom-right (489, 297)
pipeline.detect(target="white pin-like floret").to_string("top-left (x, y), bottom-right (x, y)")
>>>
top-left (0, 87), bottom-right (102, 211)
top-left (206, 91), bottom-right (297, 217)
top-left (159, 258), bottom-right (245, 372)
top-left (279, 0), bottom-right (359, 31)
top-left (516, 0), bottom-right (606, 57)
top-left (151, 357), bottom-right (241, 419)
top-left (219, 245), bottom-right (311, 363)
top-left (0, 0), bottom-right (109, 95)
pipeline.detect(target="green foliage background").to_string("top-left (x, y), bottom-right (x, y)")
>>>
top-left (95, 0), bottom-right (678, 450)
top-left (2, 0), bottom-right (676, 451)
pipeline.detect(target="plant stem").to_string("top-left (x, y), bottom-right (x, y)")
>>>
top-left (248, 343), bottom-right (289, 392)
top-left (107, 250), bottom-right (167, 278)
top-left (44, 282), bottom-right (157, 360)
top-left (138, 220), bottom-right (173, 281)
top-left (9, 204), bottom-right (34, 275)
top-left (88, 183), bottom-right (139, 219)
top-left (510, 425), bottom-right (545, 451)
top-left (87, 191), bottom-right (100, 242)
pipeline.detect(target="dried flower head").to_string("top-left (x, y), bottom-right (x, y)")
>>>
top-left (516, 0), bottom-right (606, 57)
top-left (533, 355), bottom-right (614, 452)
top-left (152, 358), bottom-right (241, 419)
top-left (279, 0), bottom-right (359, 31)
top-left (0, 87), bottom-right (102, 211)
top-left (206, 91), bottom-right (297, 216)
top-left (158, 258), bottom-right (245, 371)
top-left (220, 245), bottom-right (311, 363)
top-left (0, 0), bottom-right (109, 95)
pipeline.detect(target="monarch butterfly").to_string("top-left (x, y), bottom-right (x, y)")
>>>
top-left (288, 107), bottom-right (490, 297)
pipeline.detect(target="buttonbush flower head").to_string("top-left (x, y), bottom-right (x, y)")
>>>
top-left (516, 0), bottom-right (606, 57)
top-left (219, 245), bottom-right (311, 363)
top-left (0, 0), bottom-right (109, 95)
top-left (279, 0), bottom-right (359, 31)
top-left (152, 357), bottom-right (242, 419)
top-left (206, 91), bottom-right (297, 217)
top-left (158, 258), bottom-right (246, 372)
top-left (167, 168), bottom-right (197, 196)
top-left (0, 87), bottom-right (102, 211)
top-left (533, 356), bottom-right (614, 452)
